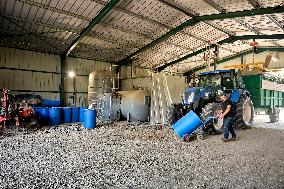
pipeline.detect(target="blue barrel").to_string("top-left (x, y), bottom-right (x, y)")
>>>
top-left (72, 107), bottom-right (80, 122)
top-left (84, 109), bottom-right (96, 129)
top-left (62, 107), bottom-right (72, 123)
top-left (35, 107), bottom-right (49, 125)
top-left (49, 107), bottom-right (61, 126)
top-left (172, 111), bottom-right (202, 139)
top-left (79, 107), bottom-right (87, 122)
top-left (43, 99), bottom-right (60, 107)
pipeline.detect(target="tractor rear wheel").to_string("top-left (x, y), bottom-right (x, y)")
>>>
top-left (201, 103), bottom-right (223, 133)
top-left (235, 96), bottom-right (254, 129)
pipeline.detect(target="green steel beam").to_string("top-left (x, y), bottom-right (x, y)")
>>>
top-left (184, 47), bottom-right (284, 74)
top-left (157, 34), bottom-right (284, 71)
top-left (63, 0), bottom-right (120, 56)
top-left (117, 5), bottom-right (284, 66)
top-left (60, 54), bottom-right (67, 106)
top-left (233, 34), bottom-right (284, 40)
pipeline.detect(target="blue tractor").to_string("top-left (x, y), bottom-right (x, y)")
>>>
top-left (180, 69), bottom-right (254, 134)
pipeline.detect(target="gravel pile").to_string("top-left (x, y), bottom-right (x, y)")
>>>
top-left (0, 122), bottom-right (283, 188)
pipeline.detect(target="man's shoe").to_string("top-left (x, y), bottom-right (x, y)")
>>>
top-left (220, 138), bottom-right (229, 142)
top-left (230, 138), bottom-right (237, 141)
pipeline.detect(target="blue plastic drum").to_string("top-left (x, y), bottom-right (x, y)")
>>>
top-left (62, 107), bottom-right (72, 123)
top-left (43, 99), bottom-right (60, 107)
top-left (84, 109), bottom-right (96, 129)
top-left (72, 107), bottom-right (80, 123)
top-left (79, 107), bottom-right (87, 122)
top-left (35, 107), bottom-right (49, 125)
top-left (49, 107), bottom-right (61, 126)
top-left (172, 111), bottom-right (202, 139)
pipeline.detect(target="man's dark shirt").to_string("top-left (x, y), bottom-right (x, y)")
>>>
top-left (221, 99), bottom-right (234, 118)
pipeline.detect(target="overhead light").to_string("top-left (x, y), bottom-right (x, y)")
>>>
top-left (68, 71), bottom-right (76, 78)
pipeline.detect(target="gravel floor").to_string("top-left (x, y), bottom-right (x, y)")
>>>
top-left (254, 109), bottom-right (284, 130)
top-left (0, 122), bottom-right (283, 189)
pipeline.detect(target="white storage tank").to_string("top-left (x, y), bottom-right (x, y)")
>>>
top-left (120, 90), bottom-right (150, 122)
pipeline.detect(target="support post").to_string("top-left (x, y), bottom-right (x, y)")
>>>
top-left (60, 55), bottom-right (67, 106)
top-left (213, 45), bottom-right (219, 71)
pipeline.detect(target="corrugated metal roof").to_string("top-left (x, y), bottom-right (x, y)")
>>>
top-left (0, 0), bottom-right (283, 72)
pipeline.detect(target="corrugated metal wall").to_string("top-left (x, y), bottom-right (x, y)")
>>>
top-left (65, 57), bottom-right (112, 106)
top-left (0, 47), bottom-right (61, 100)
top-left (0, 47), bottom-right (111, 107)
top-left (120, 65), bottom-right (150, 79)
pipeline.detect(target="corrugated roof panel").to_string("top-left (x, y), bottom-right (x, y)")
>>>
top-left (211, 19), bottom-right (256, 35)
top-left (12, 1), bottom-right (24, 17)
top-left (182, 22), bottom-right (227, 42)
top-left (240, 15), bottom-right (284, 35)
top-left (135, 42), bottom-right (189, 68)
top-left (257, 0), bottom-right (284, 8)
top-left (218, 47), bottom-right (235, 59)
top-left (172, 0), bottom-right (219, 15)
top-left (102, 10), bottom-right (170, 39)
top-left (213, 0), bottom-right (254, 12)
top-left (166, 32), bottom-right (205, 50)
top-left (0, 0), bottom-right (7, 12)
top-left (19, 3), bottom-right (30, 18)
top-left (221, 41), bottom-right (251, 53)
top-left (90, 24), bottom-right (151, 47)
top-left (123, 0), bottom-right (190, 27)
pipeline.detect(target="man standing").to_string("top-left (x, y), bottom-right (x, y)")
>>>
top-left (219, 92), bottom-right (236, 142)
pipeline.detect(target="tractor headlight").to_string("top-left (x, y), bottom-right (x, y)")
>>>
top-left (187, 93), bottom-right (195, 103)
top-left (204, 92), bottom-right (210, 99)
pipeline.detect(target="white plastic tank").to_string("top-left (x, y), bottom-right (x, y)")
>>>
top-left (120, 90), bottom-right (151, 122)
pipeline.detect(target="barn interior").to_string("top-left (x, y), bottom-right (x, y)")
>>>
top-left (0, 0), bottom-right (284, 188)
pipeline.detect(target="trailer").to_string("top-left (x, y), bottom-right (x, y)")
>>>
top-left (242, 73), bottom-right (284, 122)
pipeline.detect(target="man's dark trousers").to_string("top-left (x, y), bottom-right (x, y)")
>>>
top-left (223, 116), bottom-right (236, 139)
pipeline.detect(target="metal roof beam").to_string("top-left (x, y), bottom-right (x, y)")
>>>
top-left (156, 34), bottom-right (284, 71)
top-left (266, 15), bottom-right (284, 32)
top-left (235, 18), bottom-right (261, 34)
top-left (117, 5), bottom-right (284, 66)
top-left (62, 0), bottom-right (120, 56)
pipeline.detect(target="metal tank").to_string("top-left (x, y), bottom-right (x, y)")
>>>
top-left (120, 90), bottom-right (151, 122)
top-left (88, 69), bottom-right (119, 120)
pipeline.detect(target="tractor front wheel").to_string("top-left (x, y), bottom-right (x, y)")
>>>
top-left (201, 103), bottom-right (223, 133)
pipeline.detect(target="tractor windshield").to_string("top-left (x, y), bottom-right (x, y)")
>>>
top-left (199, 74), bottom-right (222, 87)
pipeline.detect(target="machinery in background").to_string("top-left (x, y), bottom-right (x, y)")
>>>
top-left (181, 70), bottom-right (254, 133)
top-left (0, 89), bottom-right (39, 134)
top-left (175, 68), bottom-right (284, 139)
top-left (88, 69), bottom-right (150, 122)
top-left (0, 89), bottom-right (13, 131)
